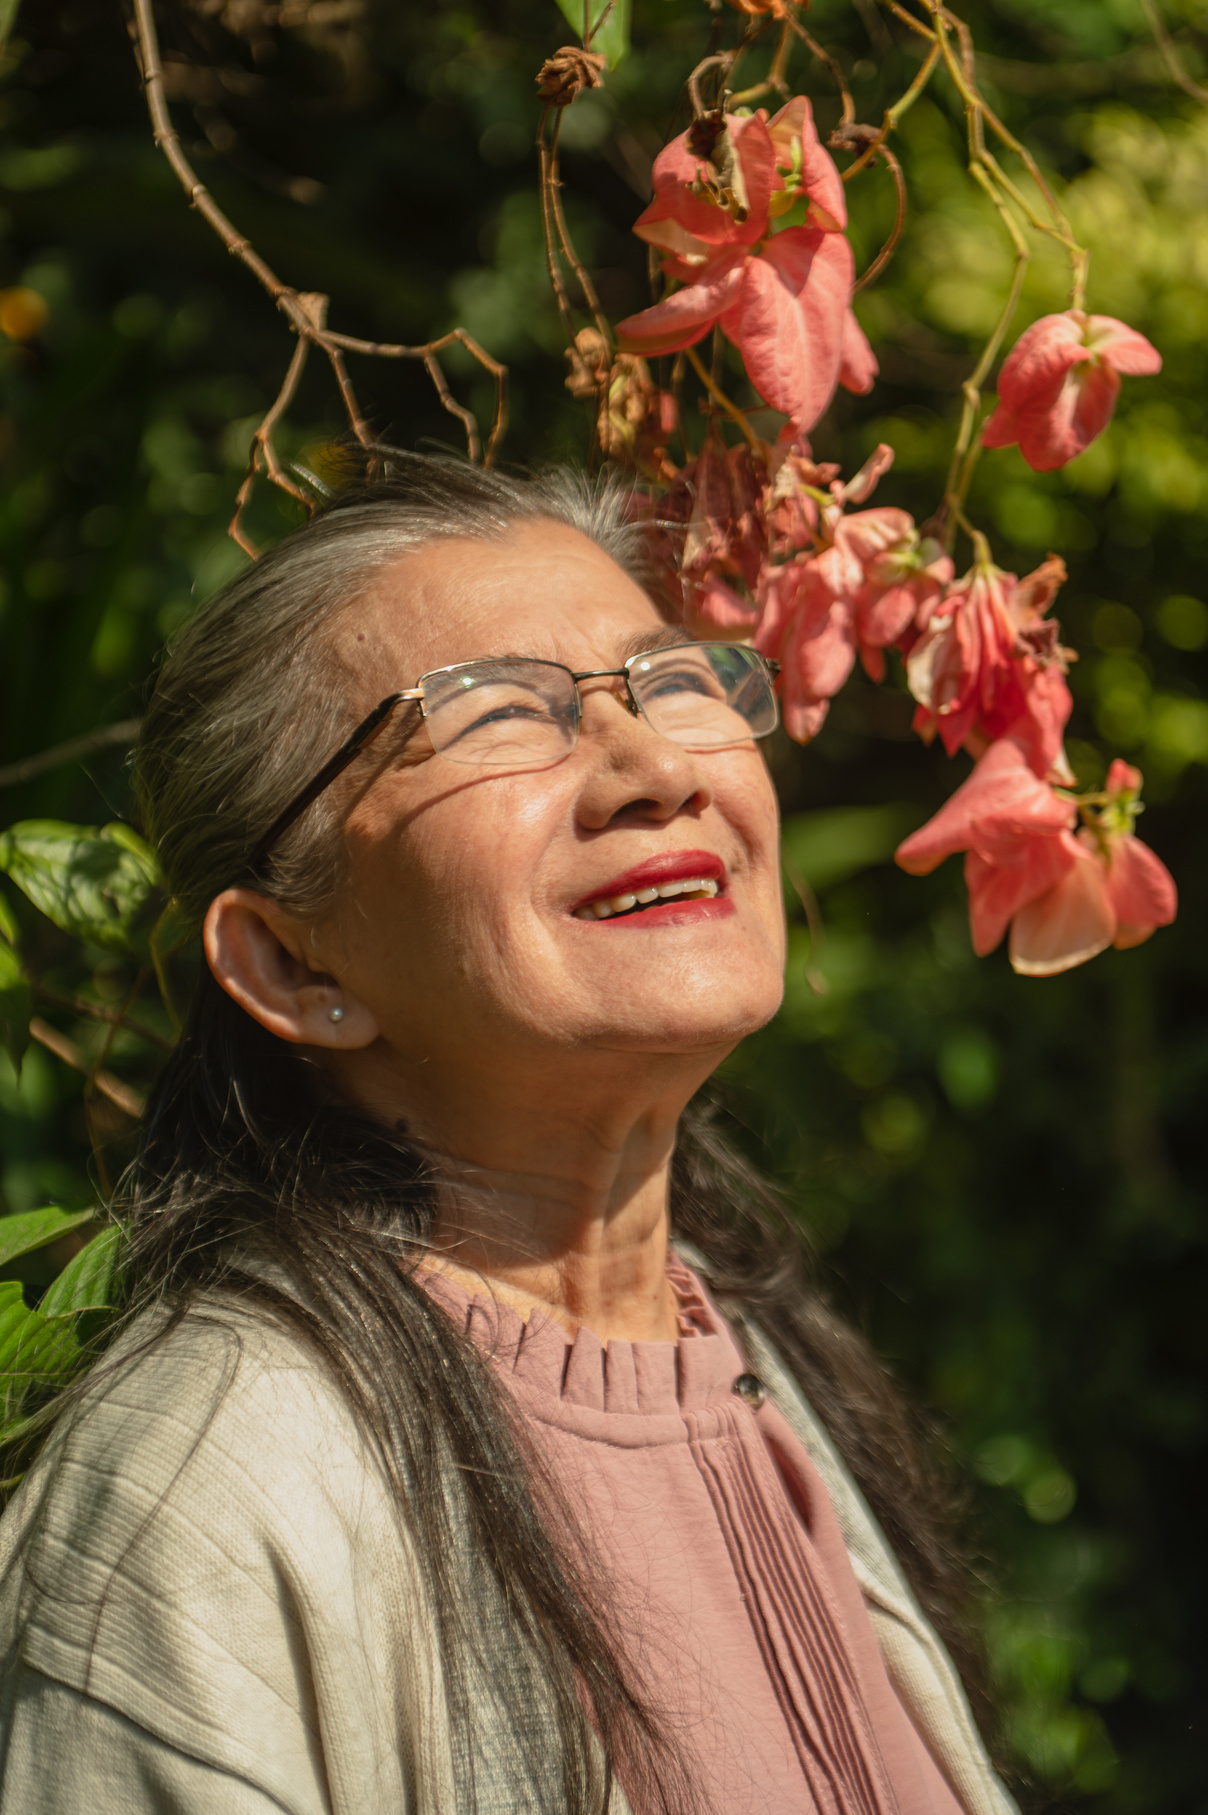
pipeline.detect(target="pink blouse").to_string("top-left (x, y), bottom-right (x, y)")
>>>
top-left (426, 1258), bottom-right (967, 1815)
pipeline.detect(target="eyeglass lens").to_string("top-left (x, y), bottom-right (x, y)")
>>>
top-left (418, 644), bottom-right (776, 770)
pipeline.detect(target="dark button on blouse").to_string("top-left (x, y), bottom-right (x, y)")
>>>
top-left (732, 1372), bottom-right (767, 1410)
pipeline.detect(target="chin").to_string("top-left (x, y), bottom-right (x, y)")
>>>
top-left (597, 979), bottom-right (785, 1053)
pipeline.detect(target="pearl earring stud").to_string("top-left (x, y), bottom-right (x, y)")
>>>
top-left (328, 1005), bottom-right (345, 1024)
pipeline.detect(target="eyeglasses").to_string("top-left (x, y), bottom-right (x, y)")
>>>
top-left (253, 641), bottom-right (780, 867)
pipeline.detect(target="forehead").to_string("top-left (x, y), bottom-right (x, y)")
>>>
top-left (336, 520), bottom-right (668, 686)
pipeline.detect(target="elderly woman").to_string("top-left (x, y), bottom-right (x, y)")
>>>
top-left (0, 457), bottom-right (1014, 1815)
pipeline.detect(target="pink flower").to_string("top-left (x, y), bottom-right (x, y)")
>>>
top-left (982, 310), bottom-right (1162, 472)
top-left (676, 434), bottom-right (766, 635)
top-left (1012, 760), bottom-right (1178, 972)
top-left (897, 744), bottom-right (1178, 975)
top-left (755, 547), bottom-right (857, 742)
top-left (895, 736), bottom-right (1078, 953)
top-left (615, 98), bottom-right (877, 434)
top-left (842, 516), bottom-right (953, 681)
top-left (751, 446), bottom-right (900, 739)
top-left (906, 551), bottom-right (1074, 779)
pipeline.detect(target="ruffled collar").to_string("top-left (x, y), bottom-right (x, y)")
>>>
top-left (421, 1252), bottom-right (745, 1418)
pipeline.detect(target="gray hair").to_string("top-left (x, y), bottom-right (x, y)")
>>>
top-left (137, 456), bottom-right (647, 927)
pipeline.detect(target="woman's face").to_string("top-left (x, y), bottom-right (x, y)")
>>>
top-left (312, 520), bottom-right (786, 1077)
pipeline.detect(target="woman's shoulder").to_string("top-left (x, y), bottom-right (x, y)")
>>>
top-left (3, 1293), bottom-right (400, 1584)
top-left (0, 1294), bottom-right (435, 1811)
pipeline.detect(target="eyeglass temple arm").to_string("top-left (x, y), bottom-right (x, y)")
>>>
top-left (250, 689), bottom-right (423, 872)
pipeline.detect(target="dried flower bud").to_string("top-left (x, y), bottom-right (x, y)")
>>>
top-left (828, 122), bottom-right (882, 153)
top-left (686, 113), bottom-right (727, 162)
top-left (536, 47), bottom-right (606, 109)
top-left (564, 328), bottom-right (611, 398)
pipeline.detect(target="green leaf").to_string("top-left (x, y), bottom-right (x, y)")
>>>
top-left (0, 939), bottom-right (30, 1072)
top-left (0, 1282), bottom-right (79, 1424)
top-left (0, 0), bottom-right (22, 56)
top-left (781, 804), bottom-right (923, 897)
top-left (0, 820), bottom-right (162, 954)
top-left (0, 1206), bottom-right (96, 1269)
top-left (40, 1225), bottom-right (122, 1317)
top-left (0, 892), bottom-right (19, 948)
top-left (553, 0), bottom-right (629, 67)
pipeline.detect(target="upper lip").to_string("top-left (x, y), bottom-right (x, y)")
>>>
top-left (570, 849), bottom-right (726, 910)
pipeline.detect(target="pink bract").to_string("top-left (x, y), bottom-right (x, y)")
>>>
top-left (906, 552), bottom-right (1073, 778)
top-left (982, 309), bottom-right (1162, 472)
top-left (616, 97), bottom-right (876, 434)
top-left (897, 741), bottom-right (1177, 974)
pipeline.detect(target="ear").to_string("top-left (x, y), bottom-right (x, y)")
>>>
top-left (203, 888), bottom-right (379, 1049)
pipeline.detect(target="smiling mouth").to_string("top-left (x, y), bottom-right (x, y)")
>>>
top-left (572, 877), bottom-right (722, 921)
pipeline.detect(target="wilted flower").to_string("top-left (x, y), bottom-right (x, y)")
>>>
top-left (535, 47), bottom-right (606, 109)
top-left (677, 433), bottom-right (766, 632)
top-left (907, 548), bottom-right (1074, 779)
top-left (615, 97), bottom-right (876, 434)
top-left (564, 330), bottom-right (678, 478)
top-left (982, 309), bottom-right (1162, 472)
top-left (844, 516), bottom-right (953, 680)
top-left (751, 445), bottom-right (899, 739)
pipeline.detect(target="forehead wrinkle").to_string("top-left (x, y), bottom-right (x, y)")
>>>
top-left (614, 626), bottom-right (692, 662)
top-left (419, 626), bottom-right (687, 675)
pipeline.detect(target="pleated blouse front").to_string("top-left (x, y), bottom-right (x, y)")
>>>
top-left (427, 1260), bottom-right (966, 1815)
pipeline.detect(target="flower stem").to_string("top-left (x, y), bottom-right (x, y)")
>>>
top-left (685, 345), bottom-right (762, 451)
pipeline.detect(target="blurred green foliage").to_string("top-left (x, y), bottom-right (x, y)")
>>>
top-left (0, 0), bottom-right (1205, 1808)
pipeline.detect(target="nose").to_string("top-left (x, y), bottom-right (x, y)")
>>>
top-left (574, 677), bottom-right (713, 829)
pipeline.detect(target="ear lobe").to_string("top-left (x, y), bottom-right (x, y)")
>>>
top-left (203, 888), bottom-right (379, 1049)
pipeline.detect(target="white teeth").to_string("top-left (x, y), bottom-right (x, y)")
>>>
top-left (576, 875), bottom-right (722, 919)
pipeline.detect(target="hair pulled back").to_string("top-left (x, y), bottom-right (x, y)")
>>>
top-left (116, 454), bottom-right (989, 1812)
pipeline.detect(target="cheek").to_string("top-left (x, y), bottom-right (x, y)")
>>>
top-left (343, 777), bottom-right (562, 970)
top-left (714, 759), bottom-right (781, 885)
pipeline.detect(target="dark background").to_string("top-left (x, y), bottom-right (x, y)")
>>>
top-left (0, 0), bottom-right (1205, 1806)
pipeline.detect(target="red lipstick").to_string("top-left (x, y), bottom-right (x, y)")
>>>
top-left (571, 849), bottom-right (725, 912)
top-left (570, 849), bottom-right (734, 928)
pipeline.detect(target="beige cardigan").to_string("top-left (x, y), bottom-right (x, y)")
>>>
top-left (0, 1298), bottom-right (1017, 1814)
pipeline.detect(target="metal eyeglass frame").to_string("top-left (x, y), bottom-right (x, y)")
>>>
top-left (251, 643), bottom-right (781, 871)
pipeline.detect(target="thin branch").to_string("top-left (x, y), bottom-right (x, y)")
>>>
top-left (325, 328), bottom-right (508, 465)
top-left (32, 986), bottom-right (175, 1056)
top-left (936, 162), bottom-right (1030, 543)
top-left (1139, 0), bottom-right (1208, 107)
top-left (548, 147), bottom-right (614, 350)
top-left (538, 108), bottom-right (582, 353)
top-left (730, 20), bottom-right (792, 105)
top-left (28, 1019), bottom-right (144, 1120)
top-left (878, 0), bottom-right (937, 44)
top-left (0, 721), bottom-right (140, 789)
top-left (684, 345), bottom-right (761, 451)
top-left (783, 5), bottom-right (855, 126)
top-left (853, 141), bottom-right (907, 291)
top-left (230, 293), bottom-right (323, 557)
top-left (129, 0), bottom-right (508, 540)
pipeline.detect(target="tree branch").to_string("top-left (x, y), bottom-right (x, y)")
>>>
top-left (129, 0), bottom-right (509, 548)
top-left (0, 721), bottom-right (140, 789)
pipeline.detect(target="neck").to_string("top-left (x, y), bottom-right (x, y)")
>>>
top-left (338, 1041), bottom-right (727, 1343)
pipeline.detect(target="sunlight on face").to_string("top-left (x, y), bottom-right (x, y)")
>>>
top-left (319, 520), bottom-right (787, 1068)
